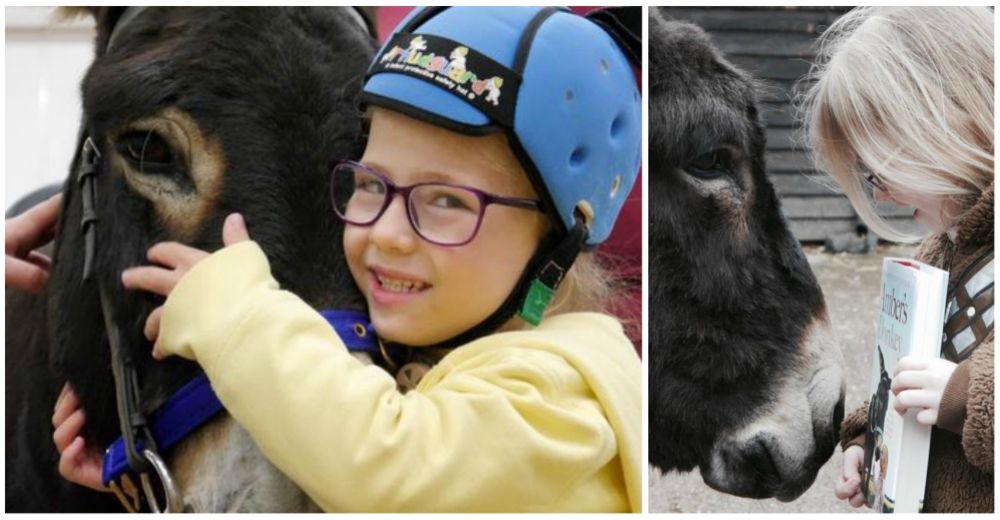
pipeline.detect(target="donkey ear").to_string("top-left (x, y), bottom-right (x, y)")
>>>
top-left (351, 7), bottom-right (378, 40)
top-left (92, 7), bottom-right (130, 56)
top-left (57, 7), bottom-right (128, 56)
top-left (586, 6), bottom-right (641, 67)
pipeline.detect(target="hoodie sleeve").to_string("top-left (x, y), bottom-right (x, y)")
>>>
top-left (155, 241), bottom-right (632, 512)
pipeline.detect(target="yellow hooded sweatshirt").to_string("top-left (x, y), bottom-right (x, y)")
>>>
top-left (158, 241), bottom-right (641, 512)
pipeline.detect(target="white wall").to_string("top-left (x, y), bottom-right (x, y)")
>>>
top-left (5, 7), bottom-right (95, 208)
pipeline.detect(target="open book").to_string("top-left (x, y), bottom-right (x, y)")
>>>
top-left (863, 258), bottom-right (948, 513)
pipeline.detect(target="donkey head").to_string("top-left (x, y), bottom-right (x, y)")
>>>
top-left (647, 11), bottom-right (844, 501)
top-left (46, 7), bottom-right (374, 511)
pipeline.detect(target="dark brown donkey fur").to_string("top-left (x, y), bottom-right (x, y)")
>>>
top-left (647, 9), bottom-right (845, 501)
top-left (7, 7), bottom-right (374, 511)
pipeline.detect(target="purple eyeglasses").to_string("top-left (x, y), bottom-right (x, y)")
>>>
top-left (330, 160), bottom-right (543, 246)
top-left (861, 169), bottom-right (889, 193)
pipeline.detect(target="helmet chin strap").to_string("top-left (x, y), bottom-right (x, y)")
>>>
top-left (384, 218), bottom-right (589, 353)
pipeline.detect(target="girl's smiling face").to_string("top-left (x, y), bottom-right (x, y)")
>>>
top-left (344, 108), bottom-right (548, 346)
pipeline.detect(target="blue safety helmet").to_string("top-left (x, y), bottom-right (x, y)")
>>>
top-left (359, 7), bottom-right (640, 344)
top-left (361, 6), bottom-right (640, 246)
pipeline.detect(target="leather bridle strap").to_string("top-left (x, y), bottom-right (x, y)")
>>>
top-left (76, 135), bottom-right (180, 513)
top-left (77, 135), bottom-right (159, 476)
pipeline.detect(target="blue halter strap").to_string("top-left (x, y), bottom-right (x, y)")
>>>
top-left (101, 309), bottom-right (381, 487)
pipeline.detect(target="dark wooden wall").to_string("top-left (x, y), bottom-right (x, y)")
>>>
top-left (658, 7), bottom-right (919, 242)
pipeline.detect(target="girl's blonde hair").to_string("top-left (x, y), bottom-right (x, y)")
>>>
top-left (546, 252), bottom-right (620, 317)
top-left (800, 6), bottom-right (994, 242)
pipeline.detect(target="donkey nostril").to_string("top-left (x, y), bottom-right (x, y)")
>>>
top-left (569, 147), bottom-right (587, 168)
top-left (748, 438), bottom-right (782, 484)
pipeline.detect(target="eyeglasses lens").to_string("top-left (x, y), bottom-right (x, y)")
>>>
top-left (331, 163), bottom-right (484, 245)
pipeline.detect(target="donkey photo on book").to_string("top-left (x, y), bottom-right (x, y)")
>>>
top-left (647, 9), bottom-right (845, 502)
top-left (864, 346), bottom-right (893, 507)
top-left (6, 7), bottom-right (376, 512)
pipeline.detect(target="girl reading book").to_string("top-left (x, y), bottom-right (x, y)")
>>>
top-left (800, 6), bottom-right (994, 513)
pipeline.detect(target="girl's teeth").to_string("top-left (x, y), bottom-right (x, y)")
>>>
top-left (378, 275), bottom-right (426, 293)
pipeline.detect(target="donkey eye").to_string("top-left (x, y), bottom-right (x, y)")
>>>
top-left (687, 149), bottom-right (734, 180)
top-left (116, 131), bottom-right (177, 173)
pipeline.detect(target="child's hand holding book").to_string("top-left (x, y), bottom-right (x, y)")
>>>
top-left (835, 444), bottom-right (867, 508)
top-left (890, 356), bottom-right (958, 426)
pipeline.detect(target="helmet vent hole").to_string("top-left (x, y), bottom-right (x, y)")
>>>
top-left (600, 58), bottom-right (609, 75)
top-left (569, 147), bottom-right (587, 168)
top-left (564, 90), bottom-right (574, 103)
top-left (610, 114), bottom-right (625, 139)
top-left (610, 175), bottom-right (622, 198)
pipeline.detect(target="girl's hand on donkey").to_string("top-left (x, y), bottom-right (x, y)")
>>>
top-left (122, 213), bottom-right (250, 359)
top-left (890, 356), bottom-right (957, 426)
top-left (52, 383), bottom-right (108, 492)
top-left (834, 444), bottom-right (866, 508)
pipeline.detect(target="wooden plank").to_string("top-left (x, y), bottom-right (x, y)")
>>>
top-left (765, 127), bottom-right (805, 151)
top-left (782, 197), bottom-right (914, 219)
top-left (769, 172), bottom-right (841, 196)
top-left (757, 82), bottom-right (791, 104)
top-left (757, 79), bottom-right (813, 104)
top-left (766, 149), bottom-right (819, 172)
top-left (761, 106), bottom-right (799, 128)
top-left (788, 218), bottom-right (859, 242)
top-left (659, 7), bottom-right (846, 34)
top-left (753, 80), bottom-right (811, 104)
top-left (711, 32), bottom-right (818, 58)
top-left (783, 198), bottom-right (856, 219)
top-left (729, 55), bottom-right (814, 81)
top-left (789, 217), bottom-right (925, 242)
top-left (760, 101), bottom-right (811, 127)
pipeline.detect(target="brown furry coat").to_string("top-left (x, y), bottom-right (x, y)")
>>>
top-left (841, 182), bottom-right (994, 513)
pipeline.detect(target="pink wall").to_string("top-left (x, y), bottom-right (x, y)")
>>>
top-left (376, 7), bottom-right (603, 42)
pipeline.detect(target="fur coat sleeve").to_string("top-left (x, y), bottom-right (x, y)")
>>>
top-left (956, 337), bottom-right (994, 473)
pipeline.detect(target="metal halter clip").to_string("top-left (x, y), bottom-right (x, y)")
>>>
top-left (140, 449), bottom-right (183, 513)
top-left (106, 450), bottom-right (182, 513)
top-left (82, 135), bottom-right (102, 162)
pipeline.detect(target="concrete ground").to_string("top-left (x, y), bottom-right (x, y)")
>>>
top-left (649, 244), bottom-right (918, 514)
